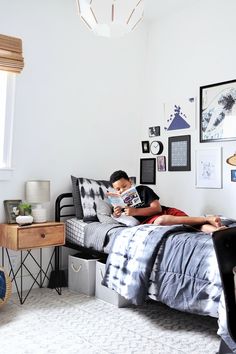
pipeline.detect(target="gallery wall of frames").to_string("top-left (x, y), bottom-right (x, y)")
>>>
top-left (140, 79), bottom-right (236, 187)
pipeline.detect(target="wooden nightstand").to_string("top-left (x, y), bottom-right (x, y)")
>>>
top-left (0, 222), bottom-right (65, 304)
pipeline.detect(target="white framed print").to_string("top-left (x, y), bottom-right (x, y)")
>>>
top-left (195, 147), bottom-right (222, 189)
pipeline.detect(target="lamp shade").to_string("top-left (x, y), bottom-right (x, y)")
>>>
top-left (25, 180), bottom-right (50, 204)
top-left (76, 0), bottom-right (145, 38)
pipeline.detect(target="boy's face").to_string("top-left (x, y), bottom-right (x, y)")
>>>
top-left (112, 178), bottom-right (132, 194)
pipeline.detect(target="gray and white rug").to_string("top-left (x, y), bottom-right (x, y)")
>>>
top-left (0, 288), bottom-right (220, 354)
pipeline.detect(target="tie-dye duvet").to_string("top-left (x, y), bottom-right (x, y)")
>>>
top-left (101, 223), bottom-right (236, 352)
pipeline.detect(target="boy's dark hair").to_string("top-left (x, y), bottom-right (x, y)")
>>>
top-left (110, 170), bottom-right (129, 184)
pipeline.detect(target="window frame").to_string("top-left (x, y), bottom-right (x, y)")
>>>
top-left (0, 71), bottom-right (15, 180)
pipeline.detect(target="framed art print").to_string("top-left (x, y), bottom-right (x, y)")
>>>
top-left (195, 147), bottom-right (222, 189)
top-left (157, 156), bottom-right (166, 172)
top-left (140, 158), bottom-right (156, 184)
top-left (231, 170), bottom-right (236, 182)
top-left (148, 126), bottom-right (160, 137)
top-left (168, 135), bottom-right (191, 171)
top-left (200, 79), bottom-right (236, 142)
top-left (141, 141), bottom-right (150, 153)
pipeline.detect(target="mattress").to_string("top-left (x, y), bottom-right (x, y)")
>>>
top-left (65, 218), bottom-right (88, 246)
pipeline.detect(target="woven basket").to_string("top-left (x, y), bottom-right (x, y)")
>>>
top-left (0, 267), bottom-right (12, 308)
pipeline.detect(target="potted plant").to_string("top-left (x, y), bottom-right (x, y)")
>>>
top-left (18, 202), bottom-right (32, 216)
top-left (16, 202), bottom-right (33, 225)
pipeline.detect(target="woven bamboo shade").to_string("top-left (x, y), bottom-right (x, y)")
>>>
top-left (0, 34), bottom-right (24, 73)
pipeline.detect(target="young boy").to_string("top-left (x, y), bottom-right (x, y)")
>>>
top-left (109, 170), bottom-right (223, 232)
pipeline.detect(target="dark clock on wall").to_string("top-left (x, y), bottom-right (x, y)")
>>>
top-left (150, 141), bottom-right (164, 155)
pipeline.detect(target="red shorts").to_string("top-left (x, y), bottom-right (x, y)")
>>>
top-left (143, 207), bottom-right (188, 224)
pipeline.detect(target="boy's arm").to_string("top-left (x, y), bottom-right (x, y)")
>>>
top-left (124, 199), bottom-right (162, 217)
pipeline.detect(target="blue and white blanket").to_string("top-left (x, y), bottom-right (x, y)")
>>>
top-left (102, 224), bottom-right (197, 305)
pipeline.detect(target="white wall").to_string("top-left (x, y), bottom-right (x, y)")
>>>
top-left (0, 0), bottom-right (147, 223)
top-left (141, 0), bottom-right (236, 218)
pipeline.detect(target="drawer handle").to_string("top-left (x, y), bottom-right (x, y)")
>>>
top-left (41, 233), bottom-right (46, 238)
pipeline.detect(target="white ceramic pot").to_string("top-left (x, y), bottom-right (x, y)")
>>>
top-left (16, 215), bottom-right (33, 226)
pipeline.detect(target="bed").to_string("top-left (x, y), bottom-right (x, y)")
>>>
top-left (55, 176), bottom-right (236, 354)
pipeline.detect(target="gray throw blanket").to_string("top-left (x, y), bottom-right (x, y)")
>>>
top-left (102, 224), bottom-right (196, 305)
top-left (84, 222), bottom-right (125, 251)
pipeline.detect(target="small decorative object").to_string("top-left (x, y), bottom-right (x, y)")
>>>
top-left (226, 153), bottom-right (236, 166)
top-left (231, 170), bottom-right (236, 182)
top-left (157, 156), bottom-right (166, 172)
top-left (140, 158), bottom-right (156, 184)
top-left (200, 79), bottom-right (236, 142)
top-left (168, 135), bottom-right (191, 171)
top-left (3, 200), bottom-right (22, 224)
top-left (195, 147), bottom-right (222, 189)
top-left (76, 0), bottom-right (146, 38)
top-left (25, 180), bottom-right (50, 223)
top-left (150, 141), bottom-right (164, 155)
top-left (15, 202), bottom-right (33, 225)
top-left (148, 126), bottom-right (160, 137)
top-left (16, 215), bottom-right (33, 226)
top-left (141, 141), bottom-right (150, 153)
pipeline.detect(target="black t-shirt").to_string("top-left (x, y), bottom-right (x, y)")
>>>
top-left (134, 185), bottom-right (160, 222)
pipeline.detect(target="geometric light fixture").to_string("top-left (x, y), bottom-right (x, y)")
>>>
top-left (76, 0), bottom-right (146, 38)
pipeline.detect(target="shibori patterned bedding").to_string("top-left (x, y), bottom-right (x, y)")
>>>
top-left (67, 175), bottom-right (236, 352)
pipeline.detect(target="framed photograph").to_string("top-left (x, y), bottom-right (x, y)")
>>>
top-left (130, 176), bottom-right (136, 184)
top-left (3, 199), bottom-right (22, 223)
top-left (168, 135), bottom-right (191, 171)
top-left (157, 156), bottom-right (166, 172)
top-left (140, 158), bottom-right (156, 184)
top-left (141, 141), bottom-right (150, 153)
top-left (231, 170), bottom-right (236, 182)
top-left (195, 147), bottom-right (222, 189)
top-left (200, 79), bottom-right (236, 142)
top-left (148, 126), bottom-right (160, 137)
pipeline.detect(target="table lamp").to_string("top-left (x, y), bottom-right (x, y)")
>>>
top-left (25, 180), bottom-right (50, 223)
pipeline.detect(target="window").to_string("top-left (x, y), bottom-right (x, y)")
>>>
top-left (0, 33), bottom-right (24, 179)
top-left (0, 70), bottom-right (15, 171)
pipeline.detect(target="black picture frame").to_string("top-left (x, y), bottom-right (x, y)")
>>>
top-left (200, 79), bottom-right (236, 142)
top-left (141, 141), bottom-right (150, 153)
top-left (140, 158), bottom-right (156, 184)
top-left (3, 199), bottom-right (22, 223)
top-left (148, 126), bottom-right (160, 137)
top-left (168, 135), bottom-right (191, 171)
top-left (130, 176), bottom-right (136, 184)
top-left (231, 170), bottom-right (236, 182)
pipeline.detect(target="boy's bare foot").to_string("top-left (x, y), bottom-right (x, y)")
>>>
top-left (206, 216), bottom-right (222, 228)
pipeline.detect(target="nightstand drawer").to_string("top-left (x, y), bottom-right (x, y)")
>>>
top-left (18, 224), bottom-right (65, 249)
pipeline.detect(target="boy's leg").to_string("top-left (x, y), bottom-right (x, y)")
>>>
top-left (153, 214), bottom-right (222, 230)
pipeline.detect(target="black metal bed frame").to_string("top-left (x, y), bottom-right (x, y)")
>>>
top-left (55, 192), bottom-right (107, 260)
top-left (55, 192), bottom-right (236, 353)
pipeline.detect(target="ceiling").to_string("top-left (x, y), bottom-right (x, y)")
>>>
top-left (144, 0), bottom-right (196, 20)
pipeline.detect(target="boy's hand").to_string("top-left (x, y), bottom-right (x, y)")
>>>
top-left (113, 206), bottom-right (123, 217)
top-left (124, 207), bottom-right (136, 216)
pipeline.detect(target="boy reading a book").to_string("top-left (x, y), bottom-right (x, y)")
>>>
top-left (109, 170), bottom-right (223, 232)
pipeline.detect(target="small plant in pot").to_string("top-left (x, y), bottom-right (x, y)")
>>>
top-left (16, 202), bottom-right (33, 225)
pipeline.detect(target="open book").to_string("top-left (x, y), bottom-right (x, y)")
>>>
top-left (107, 186), bottom-right (141, 207)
